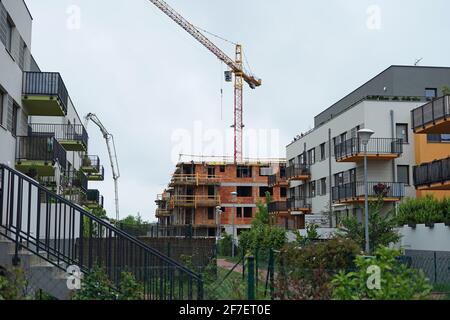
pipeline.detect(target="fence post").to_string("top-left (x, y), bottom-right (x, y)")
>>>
top-left (247, 255), bottom-right (255, 300)
top-left (197, 274), bottom-right (204, 300)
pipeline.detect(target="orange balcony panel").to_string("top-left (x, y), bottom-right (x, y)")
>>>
top-left (337, 153), bottom-right (401, 163)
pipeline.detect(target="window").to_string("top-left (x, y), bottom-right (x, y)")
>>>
top-left (219, 165), bottom-right (225, 173)
top-left (308, 148), bottom-right (315, 165)
top-left (0, 89), bottom-right (4, 126)
top-left (320, 178), bottom-right (327, 196)
top-left (208, 186), bottom-right (215, 198)
top-left (428, 134), bottom-right (450, 143)
top-left (5, 17), bottom-right (13, 53)
top-left (320, 143), bottom-right (326, 161)
top-left (243, 207), bottom-right (252, 218)
top-left (207, 167), bottom-right (215, 177)
top-left (425, 88), bottom-right (437, 100)
top-left (280, 187), bottom-right (287, 198)
top-left (237, 166), bottom-right (252, 178)
top-left (309, 181), bottom-right (316, 198)
top-left (207, 207), bottom-right (215, 220)
top-left (11, 103), bottom-right (18, 136)
top-left (349, 169), bottom-right (356, 183)
top-left (259, 167), bottom-right (272, 176)
top-left (280, 166), bottom-right (286, 178)
top-left (396, 123), bottom-right (409, 144)
top-left (334, 172), bottom-right (344, 186)
top-left (259, 187), bottom-right (273, 197)
top-left (340, 132), bottom-right (347, 144)
top-left (237, 186), bottom-right (252, 197)
top-left (397, 165), bottom-right (410, 185)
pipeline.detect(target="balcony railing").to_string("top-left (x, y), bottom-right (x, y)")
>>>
top-left (155, 208), bottom-right (172, 218)
top-left (86, 165), bottom-right (105, 181)
top-left (286, 164), bottom-right (310, 181)
top-left (62, 170), bottom-right (88, 192)
top-left (412, 95), bottom-right (450, 133)
top-left (268, 174), bottom-right (287, 187)
top-left (334, 137), bottom-right (403, 162)
top-left (29, 123), bottom-right (88, 151)
top-left (16, 136), bottom-right (67, 171)
top-left (332, 182), bottom-right (405, 203)
top-left (287, 197), bottom-right (312, 212)
top-left (268, 201), bottom-right (288, 213)
top-left (86, 189), bottom-right (104, 208)
top-left (171, 195), bottom-right (221, 208)
top-left (22, 72), bottom-right (69, 116)
top-left (170, 174), bottom-right (220, 186)
top-left (81, 155), bottom-right (101, 173)
top-left (414, 157), bottom-right (450, 189)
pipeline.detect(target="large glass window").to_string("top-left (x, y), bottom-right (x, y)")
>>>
top-left (320, 178), bottom-right (327, 196)
top-left (0, 89), bottom-right (4, 126)
top-left (308, 148), bottom-right (315, 165)
top-left (425, 88), bottom-right (437, 100)
top-left (396, 123), bottom-right (409, 144)
top-left (237, 166), bottom-right (252, 178)
top-left (320, 143), bottom-right (326, 161)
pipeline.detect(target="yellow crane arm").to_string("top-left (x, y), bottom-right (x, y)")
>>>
top-left (147, 0), bottom-right (261, 89)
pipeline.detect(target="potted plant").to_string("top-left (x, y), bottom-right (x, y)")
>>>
top-left (407, 220), bottom-right (417, 229)
top-left (445, 220), bottom-right (450, 227)
top-left (425, 221), bottom-right (435, 228)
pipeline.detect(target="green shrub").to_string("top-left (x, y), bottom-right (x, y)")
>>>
top-left (274, 238), bottom-right (360, 300)
top-left (217, 233), bottom-right (233, 257)
top-left (397, 196), bottom-right (447, 225)
top-left (331, 247), bottom-right (432, 300)
top-left (0, 267), bottom-right (29, 300)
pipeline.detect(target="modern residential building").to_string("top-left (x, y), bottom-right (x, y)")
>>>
top-left (0, 0), bottom-right (104, 211)
top-left (155, 158), bottom-right (300, 238)
top-left (285, 66), bottom-right (450, 228)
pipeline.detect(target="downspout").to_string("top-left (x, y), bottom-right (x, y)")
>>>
top-left (328, 128), bottom-right (333, 228)
top-left (390, 109), bottom-right (399, 216)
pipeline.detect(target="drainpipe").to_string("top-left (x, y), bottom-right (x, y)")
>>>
top-left (390, 109), bottom-right (399, 216)
top-left (328, 128), bottom-right (333, 228)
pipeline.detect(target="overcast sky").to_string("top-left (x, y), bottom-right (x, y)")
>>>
top-left (25, 0), bottom-right (450, 222)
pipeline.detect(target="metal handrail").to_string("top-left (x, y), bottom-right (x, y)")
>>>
top-left (412, 95), bottom-right (450, 131)
top-left (332, 181), bottom-right (405, 201)
top-left (82, 155), bottom-right (101, 172)
top-left (22, 72), bottom-right (69, 115)
top-left (334, 137), bottom-right (403, 160)
top-left (268, 201), bottom-right (288, 213)
top-left (413, 157), bottom-right (450, 188)
top-left (29, 123), bottom-right (88, 149)
top-left (16, 136), bottom-right (67, 170)
top-left (286, 164), bottom-right (310, 180)
top-left (287, 197), bottom-right (312, 210)
top-left (0, 164), bottom-right (203, 300)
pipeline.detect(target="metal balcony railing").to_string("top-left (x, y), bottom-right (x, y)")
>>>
top-left (332, 182), bottom-right (405, 202)
top-left (29, 123), bottom-right (88, 149)
top-left (62, 170), bottom-right (88, 192)
top-left (286, 164), bottom-right (310, 180)
top-left (287, 197), bottom-right (312, 211)
top-left (81, 155), bottom-right (101, 172)
top-left (16, 136), bottom-right (67, 169)
top-left (268, 201), bottom-right (288, 213)
top-left (334, 137), bottom-right (403, 161)
top-left (412, 95), bottom-right (450, 131)
top-left (414, 157), bottom-right (450, 188)
top-left (22, 72), bottom-right (69, 114)
top-left (87, 189), bottom-right (104, 208)
top-left (268, 174), bottom-right (287, 187)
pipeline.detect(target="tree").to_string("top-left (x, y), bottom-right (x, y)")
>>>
top-left (331, 247), bottom-right (432, 300)
top-left (338, 198), bottom-right (400, 252)
top-left (442, 86), bottom-right (450, 96)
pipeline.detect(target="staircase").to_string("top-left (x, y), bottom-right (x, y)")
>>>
top-left (0, 165), bottom-right (203, 300)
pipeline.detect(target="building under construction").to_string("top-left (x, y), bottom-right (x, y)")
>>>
top-left (155, 158), bottom-right (305, 238)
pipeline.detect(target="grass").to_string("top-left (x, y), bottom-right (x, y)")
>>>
top-left (432, 284), bottom-right (450, 300)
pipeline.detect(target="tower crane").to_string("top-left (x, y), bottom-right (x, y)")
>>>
top-left (84, 113), bottom-right (121, 222)
top-left (147, 0), bottom-right (262, 163)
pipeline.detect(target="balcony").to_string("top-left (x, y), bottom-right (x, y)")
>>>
top-left (62, 170), bottom-right (88, 193)
top-left (332, 182), bottom-right (405, 204)
top-left (85, 189), bottom-right (104, 209)
top-left (268, 201), bottom-right (289, 214)
top-left (15, 136), bottom-right (67, 177)
top-left (287, 197), bottom-right (312, 213)
top-left (155, 209), bottom-right (172, 218)
top-left (86, 165), bottom-right (105, 182)
top-left (81, 155), bottom-right (101, 173)
top-left (29, 123), bottom-right (88, 152)
top-left (335, 138), bottom-right (403, 162)
top-left (169, 174), bottom-right (220, 187)
top-left (171, 195), bottom-right (221, 208)
top-left (414, 157), bottom-right (450, 190)
top-left (286, 164), bottom-right (311, 181)
top-left (268, 174), bottom-right (288, 187)
top-left (22, 72), bottom-right (69, 116)
top-left (412, 95), bottom-right (450, 134)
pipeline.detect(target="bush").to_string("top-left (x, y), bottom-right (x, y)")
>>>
top-left (397, 196), bottom-right (447, 226)
top-left (274, 238), bottom-right (360, 300)
top-left (217, 233), bottom-right (233, 257)
top-left (0, 267), bottom-right (28, 300)
top-left (331, 247), bottom-right (432, 300)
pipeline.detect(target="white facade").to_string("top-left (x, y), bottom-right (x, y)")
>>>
top-left (286, 99), bottom-right (424, 225)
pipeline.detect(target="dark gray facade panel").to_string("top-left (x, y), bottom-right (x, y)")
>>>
top-left (314, 66), bottom-right (450, 127)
